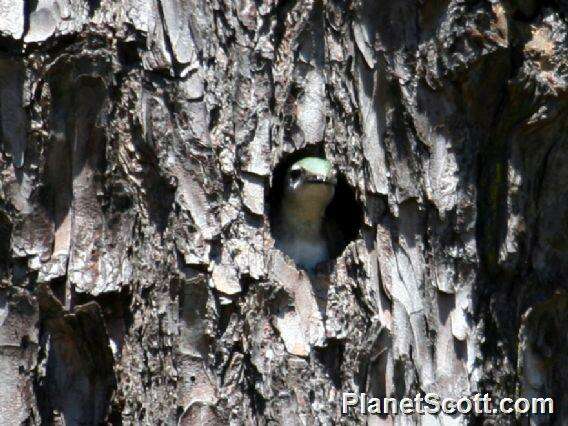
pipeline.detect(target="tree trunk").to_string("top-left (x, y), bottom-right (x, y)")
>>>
top-left (0, 0), bottom-right (566, 424)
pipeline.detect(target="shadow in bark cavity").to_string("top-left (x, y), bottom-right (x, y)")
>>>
top-left (72, 287), bottom-right (133, 358)
top-left (117, 38), bottom-right (142, 68)
top-left (0, 210), bottom-right (11, 272)
top-left (0, 59), bottom-right (27, 168)
top-left (35, 284), bottom-right (116, 425)
top-left (314, 338), bottom-right (344, 388)
top-left (86, 0), bottom-right (101, 16)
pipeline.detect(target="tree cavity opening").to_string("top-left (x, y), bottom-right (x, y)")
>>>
top-left (268, 147), bottom-right (364, 270)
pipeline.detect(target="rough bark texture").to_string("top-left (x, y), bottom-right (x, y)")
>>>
top-left (0, 0), bottom-right (567, 425)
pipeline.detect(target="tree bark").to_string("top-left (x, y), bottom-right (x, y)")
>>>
top-left (0, 0), bottom-right (567, 424)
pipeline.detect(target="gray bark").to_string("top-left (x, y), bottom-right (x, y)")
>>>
top-left (0, 0), bottom-right (567, 424)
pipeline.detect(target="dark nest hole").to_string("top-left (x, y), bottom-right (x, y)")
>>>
top-left (267, 147), bottom-right (364, 262)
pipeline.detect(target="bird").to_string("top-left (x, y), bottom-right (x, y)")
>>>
top-left (272, 157), bottom-right (337, 272)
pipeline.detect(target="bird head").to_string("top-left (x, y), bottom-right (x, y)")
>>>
top-left (283, 157), bottom-right (337, 212)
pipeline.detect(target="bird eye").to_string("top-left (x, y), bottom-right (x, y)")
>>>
top-left (289, 169), bottom-right (302, 180)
